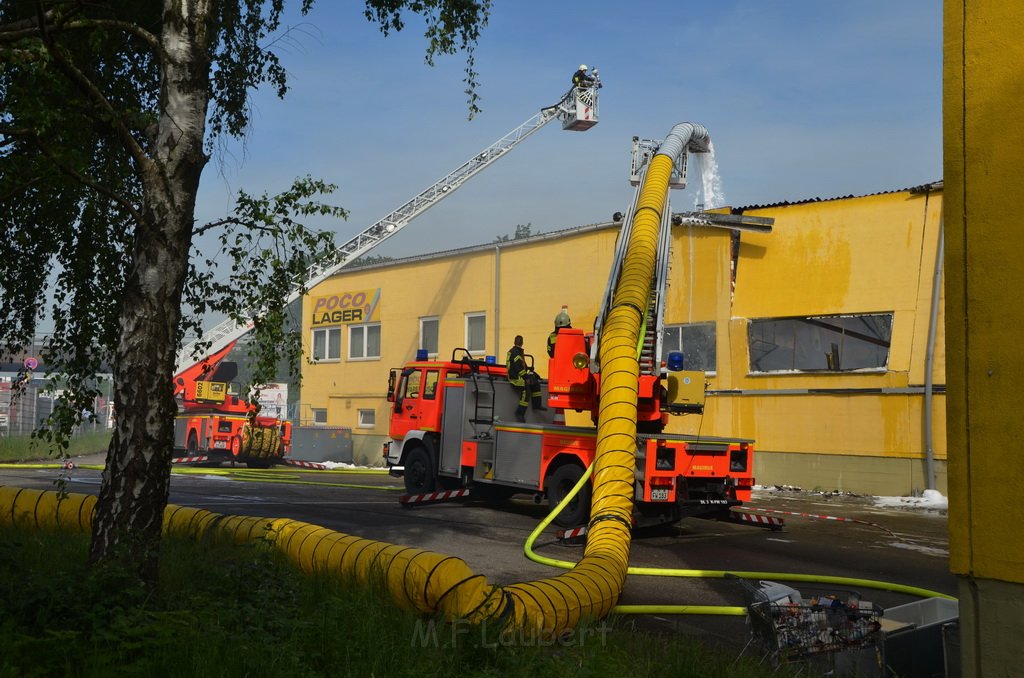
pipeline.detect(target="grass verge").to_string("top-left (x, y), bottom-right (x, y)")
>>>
top-left (0, 525), bottom-right (789, 678)
top-left (0, 431), bottom-right (111, 463)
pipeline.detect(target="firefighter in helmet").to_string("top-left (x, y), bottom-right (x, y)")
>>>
top-left (506, 335), bottom-right (545, 422)
top-left (547, 306), bottom-right (572, 358)
top-left (572, 64), bottom-right (596, 88)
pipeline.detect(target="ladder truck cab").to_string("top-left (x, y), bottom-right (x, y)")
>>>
top-left (384, 343), bottom-right (754, 529)
top-left (173, 340), bottom-right (291, 468)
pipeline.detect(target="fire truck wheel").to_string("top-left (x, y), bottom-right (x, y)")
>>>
top-left (403, 446), bottom-right (436, 495)
top-left (547, 464), bottom-right (591, 528)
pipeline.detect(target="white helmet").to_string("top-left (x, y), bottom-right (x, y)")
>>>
top-left (579, 64), bottom-right (588, 71)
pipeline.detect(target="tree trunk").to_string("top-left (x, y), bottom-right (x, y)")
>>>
top-left (88, 0), bottom-right (214, 584)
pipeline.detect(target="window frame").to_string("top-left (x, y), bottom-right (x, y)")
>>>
top-left (311, 408), bottom-right (328, 426)
top-left (348, 322), bottom-right (382, 361)
top-left (747, 313), bottom-right (894, 374)
top-left (464, 312), bottom-right (486, 355)
top-left (311, 326), bottom-right (342, 362)
top-left (662, 322), bottom-right (717, 374)
top-left (357, 408), bottom-right (376, 428)
top-left (420, 316), bottom-right (440, 358)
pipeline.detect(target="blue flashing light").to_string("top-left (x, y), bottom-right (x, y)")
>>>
top-left (485, 355), bottom-right (496, 365)
top-left (666, 351), bottom-right (685, 371)
top-left (415, 349), bottom-right (429, 361)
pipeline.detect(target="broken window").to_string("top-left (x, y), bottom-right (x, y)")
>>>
top-left (662, 323), bottom-right (716, 372)
top-left (748, 313), bottom-right (893, 373)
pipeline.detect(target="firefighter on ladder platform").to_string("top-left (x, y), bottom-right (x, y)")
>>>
top-left (547, 305), bottom-right (572, 358)
top-left (571, 64), bottom-right (599, 88)
top-left (506, 335), bottom-right (546, 422)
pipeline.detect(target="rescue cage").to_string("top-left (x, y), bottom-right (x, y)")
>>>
top-left (729, 575), bottom-right (884, 665)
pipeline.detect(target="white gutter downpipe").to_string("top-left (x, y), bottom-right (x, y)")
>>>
top-left (924, 212), bottom-right (944, 492)
top-left (494, 244), bottom-right (501, 356)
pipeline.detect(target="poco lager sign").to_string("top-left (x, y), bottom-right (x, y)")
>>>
top-left (310, 288), bottom-right (381, 326)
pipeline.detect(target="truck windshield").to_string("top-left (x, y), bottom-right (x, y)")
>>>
top-left (403, 370), bottom-right (422, 399)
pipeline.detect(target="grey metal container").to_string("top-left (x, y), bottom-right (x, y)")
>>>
top-left (289, 426), bottom-right (354, 463)
top-left (883, 598), bottom-right (960, 678)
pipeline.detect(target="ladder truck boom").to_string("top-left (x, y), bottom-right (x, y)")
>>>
top-left (175, 80), bottom-right (602, 375)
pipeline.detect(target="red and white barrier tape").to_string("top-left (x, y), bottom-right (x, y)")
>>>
top-left (738, 506), bottom-right (894, 536)
top-left (282, 459), bottom-right (328, 470)
top-left (557, 525), bottom-right (588, 541)
top-left (399, 488), bottom-right (471, 504)
top-left (171, 455), bottom-right (210, 464)
top-left (730, 510), bottom-right (785, 529)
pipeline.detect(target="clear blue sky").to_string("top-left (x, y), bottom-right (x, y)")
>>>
top-left (195, 1), bottom-right (942, 259)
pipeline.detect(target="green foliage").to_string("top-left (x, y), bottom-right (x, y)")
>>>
top-left (0, 525), bottom-right (786, 678)
top-left (0, 1), bottom-right (493, 452)
top-left (494, 222), bottom-right (534, 242)
top-left (352, 253), bottom-right (397, 267)
top-left (183, 177), bottom-right (344, 390)
top-left (364, 0), bottom-right (492, 117)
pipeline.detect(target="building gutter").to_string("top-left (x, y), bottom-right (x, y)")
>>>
top-left (924, 209), bottom-right (944, 491)
top-left (494, 243), bottom-right (501, 357)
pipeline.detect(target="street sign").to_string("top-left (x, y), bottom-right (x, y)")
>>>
top-left (23, 357), bottom-right (38, 370)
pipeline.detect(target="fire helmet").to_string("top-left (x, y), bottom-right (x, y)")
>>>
top-left (554, 307), bottom-right (572, 328)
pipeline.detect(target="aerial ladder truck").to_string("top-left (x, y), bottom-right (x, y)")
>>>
top-left (383, 124), bottom-right (776, 532)
top-left (172, 79), bottom-right (604, 466)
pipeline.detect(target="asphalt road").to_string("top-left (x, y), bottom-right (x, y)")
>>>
top-left (0, 455), bottom-right (956, 653)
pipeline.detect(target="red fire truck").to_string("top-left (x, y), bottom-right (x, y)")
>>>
top-left (384, 331), bottom-right (754, 529)
top-left (172, 341), bottom-right (291, 467)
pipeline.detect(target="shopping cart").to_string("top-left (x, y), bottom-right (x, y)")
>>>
top-left (729, 574), bottom-right (885, 676)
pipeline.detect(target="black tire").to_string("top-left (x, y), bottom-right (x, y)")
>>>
top-left (547, 463), bottom-right (591, 528)
top-left (403, 446), bottom-right (436, 495)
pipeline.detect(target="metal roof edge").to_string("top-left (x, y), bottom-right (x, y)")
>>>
top-left (339, 221), bottom-right (618, 275)
top-left (731, 180), bottom-right (943, 212)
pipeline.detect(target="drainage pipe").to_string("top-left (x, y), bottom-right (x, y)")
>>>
top-left (924, 210), bottom-right (944, 491)
top-left (494, 243), bottom-right (501, 356)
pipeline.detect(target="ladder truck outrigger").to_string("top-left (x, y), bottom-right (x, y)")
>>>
top-left (384, 124), bottom-right (779, 532)
top-left (171, 79), bottom-right (604, 466)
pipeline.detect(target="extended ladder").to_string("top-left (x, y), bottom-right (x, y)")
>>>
top-left (176, 82), bottom-right (602, 374)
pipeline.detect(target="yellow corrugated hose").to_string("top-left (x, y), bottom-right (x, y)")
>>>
top-left (0, 124), bottom-right (708, 635)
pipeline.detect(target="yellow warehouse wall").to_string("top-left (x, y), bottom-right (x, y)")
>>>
top-left (944, 0), bottom-right (1024, 585)
top-left (300, 187), bottom-right (945, 495)
top-left (300, 227), bottom-right (620, 433)
top-left (678, 191), bottom-right (946, 481)
top-left (943, 2), bottom-right (1024, 674)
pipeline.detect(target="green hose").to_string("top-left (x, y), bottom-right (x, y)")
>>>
top-left (523, 453), bottom-right (956, 619)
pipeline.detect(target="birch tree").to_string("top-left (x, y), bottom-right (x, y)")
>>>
top-left (0, 0), bottom-right (490, 583)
